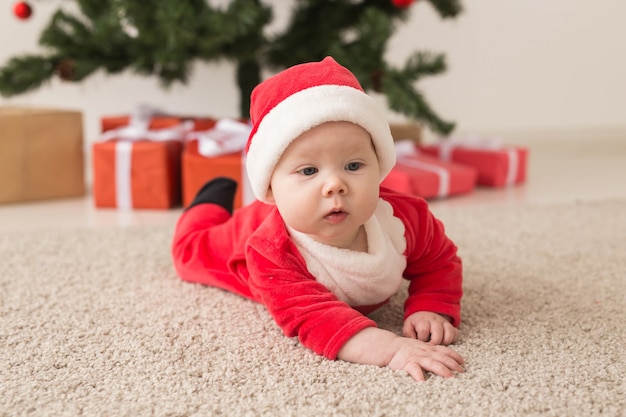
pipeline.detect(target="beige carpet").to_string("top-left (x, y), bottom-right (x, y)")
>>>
top-left (1, 199), bottom-right (625, 417)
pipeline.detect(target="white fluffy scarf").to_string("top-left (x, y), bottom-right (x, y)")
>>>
top-left (288, 199), bottom-right (407, 307)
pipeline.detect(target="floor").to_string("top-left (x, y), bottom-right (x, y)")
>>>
top-left (1, 128), bottom-right (625, 232)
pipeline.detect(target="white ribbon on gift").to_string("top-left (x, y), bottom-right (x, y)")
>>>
top-left (394, 140), bottom-right (450, 198)
top-left (187, 118), bottom-right (251, 158)
top-left (436, 135), bottom-right (519, 187)
top-left (100, 109), bottom-right (193, 209)
top-left (186, 118), bottom-right (256, 207)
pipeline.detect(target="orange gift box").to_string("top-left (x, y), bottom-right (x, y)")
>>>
top-left (182, 140), bottom-right (248, 209)
top-left (101, 115), bottom-right (216, 133)
top-left (93, 115), bottom-right (216, 209)
top-left (419, 142), bottom-right (528, 187)
top-left (181, 119), bottom-right (253, 210)
top-left (382, 153), bottom-right (477, 199)
top-left (93, 139), bottom-right (183, 209)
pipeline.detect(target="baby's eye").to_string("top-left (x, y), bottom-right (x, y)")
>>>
top-left (299, 167), bottom-right (318, 176)
top-left (346, 162), bottom-right (362, 171)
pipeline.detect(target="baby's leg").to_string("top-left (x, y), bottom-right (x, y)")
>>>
top-left (172, 177), bottom-right (252, 298)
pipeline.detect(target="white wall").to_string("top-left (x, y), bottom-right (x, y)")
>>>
top-left (391, 0), bottom-right (626, 135)
top-left (2, 0), bottom-right (625, 145)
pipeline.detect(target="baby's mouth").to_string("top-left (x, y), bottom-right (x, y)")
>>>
top-left (324, 209), bottom-right (348, 224)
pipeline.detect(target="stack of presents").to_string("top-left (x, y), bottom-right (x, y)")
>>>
top-left (0, 106), bottom-right (528, 209)
top-left (382, 137), bottom-right (528, 200)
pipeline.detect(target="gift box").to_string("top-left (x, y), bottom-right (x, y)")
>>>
top-left (0, 107), bottom-right (85, 204)
top-left (182, 142), bottom-right (248, 209)
top-left (93, 115), bottom-right (215, 209)
top-left (93, 139), bottom-right (184, 209)
top-left (419, 140), bottom-right (528, 187)
top-left (389, 122), bottom-right (422, 144)
top-left (182, 119), bottom-right (254, 209)
top-left (382, 151), bottom-right (477, 199)
top-left (101, 114), bottom-right (215, 133)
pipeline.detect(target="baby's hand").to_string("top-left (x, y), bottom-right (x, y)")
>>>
top-left (403, 311), bottom-right (459, 345)
top-left (338, 327), bottom-right (464, 383)
top-left (388, 337), bottom-right (464, 382)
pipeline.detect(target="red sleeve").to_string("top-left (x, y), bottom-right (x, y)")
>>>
top-left (381, 189), bottom-right (463, 327)
top-left (245, 211), bottom-right (377, 360)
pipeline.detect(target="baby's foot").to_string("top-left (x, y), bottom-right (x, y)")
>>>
top-left (188, 177), bottom-right (238, 214)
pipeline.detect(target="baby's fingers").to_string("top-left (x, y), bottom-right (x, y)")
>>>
top-left (442, 324), bottom-right (460, 345)
top-left (401, 349), bottom-right (465, 382)
top-left (429, 323), bottom-right (444, 345)
top-left (437, 345), bottom-right (465, 367)
top-left (403, 362), bottom-right (426, 382)
top-left (415, 320), bottom-right (432, 342)
top-left (423, 349), bottom-right (465, 378)
top-left (421, 358), bottom-right (459, 379)
top-left (402, 355), bottom-right (463, 381)
top-left (402, 321), bottom-right (417, 339)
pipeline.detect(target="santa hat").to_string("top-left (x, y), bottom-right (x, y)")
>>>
top-left (245, 56), bottom-right (396, 203)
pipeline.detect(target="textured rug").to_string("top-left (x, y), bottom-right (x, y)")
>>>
top-left (1, 199), bottom-right (625, 417)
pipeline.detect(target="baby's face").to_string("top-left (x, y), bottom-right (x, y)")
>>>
top-left (267, 121), bottom-right (381, 249)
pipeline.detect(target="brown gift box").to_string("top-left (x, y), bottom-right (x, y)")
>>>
top-left (389, 122), bottom-right (422, 144)
top-left (0, 107), bottom-right (85, 204)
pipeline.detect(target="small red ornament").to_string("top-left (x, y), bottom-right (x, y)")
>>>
top-left (13, 1), bottom-right (32, 20)
top-left (392, 0), bottom-right (415, 8)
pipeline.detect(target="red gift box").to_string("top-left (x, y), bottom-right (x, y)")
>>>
top-left (419, 141), bottom-right (528, 187)
top-left (93, 116), bottom-right (215, 209)
top-left (182, 119), bottom-right (254, 209)
top-left (382, 153), bottom-right (477, 199)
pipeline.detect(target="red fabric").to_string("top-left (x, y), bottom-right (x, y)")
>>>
top-left (171, 187), bottom-right (462, 359)
top-left (247, 56), bottom-right (364, 152)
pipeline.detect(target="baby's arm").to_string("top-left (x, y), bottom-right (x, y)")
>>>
top-left (393, 193), bottom-right (463, 337)
top-left (403, 311), bottom-right (459, 345)
top-left (337, 327), bottom-right (464, 382)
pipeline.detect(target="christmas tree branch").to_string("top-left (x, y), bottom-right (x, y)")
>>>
top-left (403, 51), bottom-right (448, 82)
top-left (0, 56), bottom-right (57, 96)
top-left (383, 68), bottom-right (455, 135)
top-left (427, 0), bottom-right (463, 18)
top-left (0, 0), bottom-right (462, 128)
top-left (327, 7), bottom-right (391, 90)
top-left (40, 11), bottom-right (94, 57)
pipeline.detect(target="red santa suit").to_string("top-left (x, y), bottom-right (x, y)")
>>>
top-left (171, 186), bottom-right (462, 360)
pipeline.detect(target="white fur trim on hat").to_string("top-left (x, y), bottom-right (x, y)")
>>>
top-left (246, 84), bottom-right (395, 203)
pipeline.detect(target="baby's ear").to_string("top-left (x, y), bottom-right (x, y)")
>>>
top-left (265, 187), bottom-right (276, 205)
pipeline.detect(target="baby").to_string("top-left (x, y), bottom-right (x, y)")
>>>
top-left (172, 57), bottom-right (464, 381)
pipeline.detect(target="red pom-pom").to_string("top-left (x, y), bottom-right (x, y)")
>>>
top-left (392, 0), bottom-right (415, 8)
top-left (13, 1), bottom-right (32, 20)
